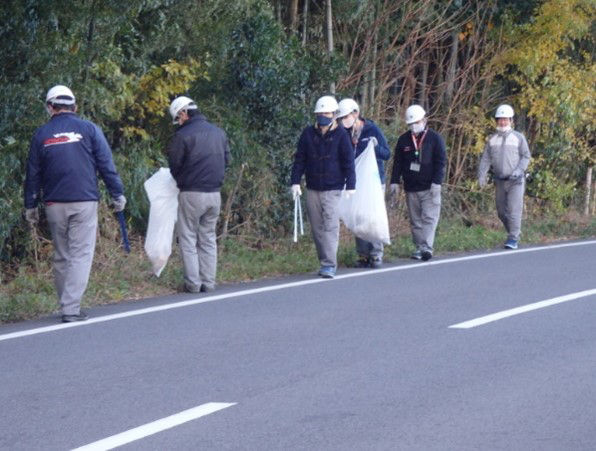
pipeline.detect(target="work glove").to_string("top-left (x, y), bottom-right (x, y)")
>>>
top-left (390, 183), bottom-right (400, 198)
top-left (111, 194), bottom-right (127, 212)
top-left (430, 183), bottom-right (441, 196)
top-left (290, 184), bottom-right (302, 199)
top-left (510, 168), bottom-right (524, 180)
top-left (478, 176), bottom-right (487, 188)
top-left (344, 189), bottom-right (356, 199)
top-left (25, 208), bottom-right (39, 225)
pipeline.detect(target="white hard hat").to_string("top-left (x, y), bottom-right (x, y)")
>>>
top-left (405, 104), bottom-right (426, 124)
top-left (337, 98), bottom-right (359, 118)
top-left (314, 95), bottom-right (339, 114)
top-left (46, 85), bottom-right (75, 105)
top-left (169, 96), bottom-right (198, 123)
top-left (495, 104), bottom-right (514, 118)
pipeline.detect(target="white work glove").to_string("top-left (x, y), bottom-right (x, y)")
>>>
top-left (344, 189), bottom-right (356, 199)
top-left (430, 183), bottom-right (441, 196)
top-left (111, 194), bottom-right (127, 212)
top-left (478, 176), bottom-right (487, 188)
top-left (25, 208), bottom-right (39, 225)
top-left (510, 168), bottom-right (524, 179)
top-left (290, 184), bottom-right (302, 199)
top-left (390, 183), bottom-right (400, 197)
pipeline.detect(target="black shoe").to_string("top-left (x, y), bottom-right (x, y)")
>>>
top-left (182, 284), bottom-right (201, 293)
top-left (421, 250), bottom-right (433, 261)
top-left (370, 257), bottom-right (383, 268)
top-left (61, 311), bottom-right (89, 323)
top-left (356, 257), bottom-right (370, 268)
top-left (200, 284), bottom-right (215, 293)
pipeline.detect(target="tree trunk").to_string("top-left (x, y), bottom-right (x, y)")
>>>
top-left (301, 0), bottom-right (309, 46)
top-left (417, 56), bottom-right (429, 109)
top-left (370, 23), bottom-right (378, 117)
top-left (326, 0), bottom-right (335, 93)
top-left (445, 29), bottom-right (459, 103)
top-left (289, 0), bottom-right (299, 34)
top-left (275, 0), bottom-right (282, 25)
top-left (585, 165), bottom-right (593, 216)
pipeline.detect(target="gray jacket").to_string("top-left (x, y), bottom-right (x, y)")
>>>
top-left (478, 129), bottom-right (531, 183)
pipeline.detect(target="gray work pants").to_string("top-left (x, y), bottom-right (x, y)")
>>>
top-left (306, 189), bottom-right (342, 268)
top-left (355, 184), bottom-right (384, 260)
top-left (177, 191), bottom-right (221, 291)
top-left (45, 201), bottom-right (98, 316)
top-left (495, 178), bottom-right (525, 241)
top-left (405, 189), bottom-right (441, 252)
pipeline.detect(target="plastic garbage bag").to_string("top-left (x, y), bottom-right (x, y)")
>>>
top-left (144, 168), bottom-right (180, 276)
top-left (338, 141), bottom-right (390, 244)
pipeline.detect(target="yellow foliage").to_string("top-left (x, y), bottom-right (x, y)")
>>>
top-left (123, 58), bottom-right (208, 140)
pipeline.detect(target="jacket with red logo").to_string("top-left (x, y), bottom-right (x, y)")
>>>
top-left (390, 128), bottom-right (446, 192)
top-left (24, 112), bottom-right (124, 208)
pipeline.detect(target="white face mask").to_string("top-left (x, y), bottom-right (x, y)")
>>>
top-left (410, 122), bottom-right (425, 134)
top-left (342, 115), bottom-right (356, 129)
top-left (496, 125), bottom-right (512, 133)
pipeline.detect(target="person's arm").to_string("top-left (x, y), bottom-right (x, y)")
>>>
top-left (24, 133), bottom-right (42, 209)
top-left (290, 130), bottom-right (307, 185)
top-left (477, 140), bottom-right (491, 186)
top-left (431, 132), bottom-right (447, 185)
top-left (92, 125), bottom-right (124, 198)
top-left (166, 133), bottom-right (185, 182)
top-left (374, 127), bottom-right (391, 161)
top-left (339, 131), bottom-right (356, 190)
top-left (516, 133), bottom-right (531, 172)
top-left (390, 139), bottom-right (403, 185)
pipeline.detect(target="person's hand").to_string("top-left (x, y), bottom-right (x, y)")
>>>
top-left (344, 189), bottom-right (356, 199)
top-left (290, 184), bottom-right (302, 199)
top-left (369, 136), bottom-right (378, 147)
top-left (25, 208), bottom-right (39, 225)
top-left (112, 195), bottom-right (127, 212)
top-left (510, 168), bottom-right (524, 179)
top-left (430, 183), bottom-right (441, 196)
top-left (390, 183), bottom-right (400, 197)
top-left (478, 177), bottom-right (487, 188)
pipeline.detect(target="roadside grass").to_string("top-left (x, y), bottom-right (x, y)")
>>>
top-left (1, 212), bottom-right (594, 323)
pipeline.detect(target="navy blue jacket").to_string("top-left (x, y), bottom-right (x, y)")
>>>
top-left (24, 112), bottom-right (124, 208)
top-left (167, 114), bottom-right (230, 192)
top-left (390, 128), bottom-right (446, 192)
top-left (352, 119), bottom-right (391, 183)
top-left (290, 123), bottom-right (356, 191)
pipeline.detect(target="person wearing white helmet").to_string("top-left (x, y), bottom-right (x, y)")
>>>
top-left (478, 104), bottom-right (531, 249)
top-left (24, 85), bottom-right (126, 322)
top-left (389, 105), bottom-right (446, 261)
top-left (290, 95), bottom-right (356, 279)
top-left (167, 95), bottom-right (230, 293)
top-left (337, 98), bottom-right (390, 268)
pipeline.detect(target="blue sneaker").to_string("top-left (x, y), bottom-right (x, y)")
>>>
top-left (411, 250), bottom-right (422, 260)
top-left (504, 239), bottom-right (518, 249)
top-left (318, 266), bottom-right (336, 279)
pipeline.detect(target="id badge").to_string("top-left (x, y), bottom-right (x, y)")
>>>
top-left (410, 162), bottom-right (421, 172)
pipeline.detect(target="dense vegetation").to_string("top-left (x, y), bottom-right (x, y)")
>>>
top-left (1, 0), bottom-right (594, 282)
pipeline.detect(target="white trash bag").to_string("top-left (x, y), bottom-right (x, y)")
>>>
top-left (144, 168), bottom-right (180, 276)
top-left (339, 140), bottom-right (390, 244)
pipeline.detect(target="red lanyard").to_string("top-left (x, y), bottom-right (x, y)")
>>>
top-left (412, 130), bottom-right (427, 152)
top-left (411, 130), bottom-right (427, 161)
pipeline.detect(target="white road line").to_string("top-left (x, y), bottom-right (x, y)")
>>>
top-left (449, 288), bottom-right (596, 329)
top-left (71, 402), bottom-right (236, 451)
top-left (1, 239), bottom-right (594, 342)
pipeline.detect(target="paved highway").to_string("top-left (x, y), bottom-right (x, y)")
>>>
top-left (1, 240), bottom-right (595, 450)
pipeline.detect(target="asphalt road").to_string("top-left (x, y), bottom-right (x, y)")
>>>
top-left (1, 240), bottom-right (595, 450)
